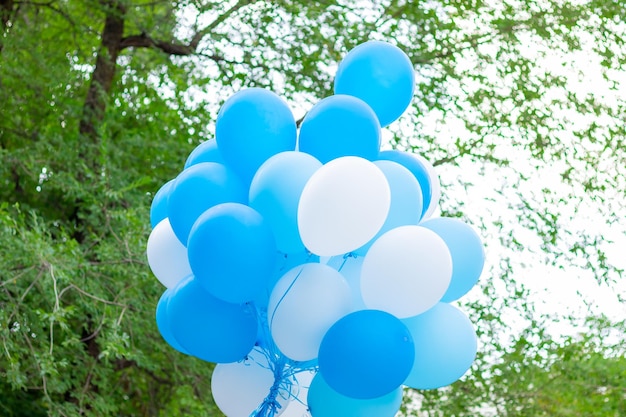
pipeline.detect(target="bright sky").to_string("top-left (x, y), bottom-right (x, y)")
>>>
top-left (415, 32), bottom-right (626, 339)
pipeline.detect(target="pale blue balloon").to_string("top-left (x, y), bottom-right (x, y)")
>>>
top-left (155, 288), bottom-right (188, 354)
top-left (335, 41), bottom-right (415, 127)
top-left (249, 151), bottom-right (322, 253)
top-left (150, 179), bottom-right (174, 228)
top-left (378, 150), bottom-right (431, 218)
top-left (420, 217), bottom-right (485, 301)
top-left (187, 203), bottom-right (276, 304)
top-left (298, 95), bottom-right (381, 163)
top-left (253, 250), bottom-right (320, 310)
top-left (402, 303), bottom-right (477, 389)
top-left (307, 373), bottom-right (403, 417)
top-left (168, 276), bottom-right (258, 363)
top-left (167, 162), bottom-right (247, 245)
top-left (318, 310), bottom-right (414, 399)
top-left (184, 140), bottom-right (224, 169)
top-left (355, 160), bottom-right (423, 255)
top-left (216, 88), bottom-right (297, 185)
top-left (326, 254), bottom-right (367, 310)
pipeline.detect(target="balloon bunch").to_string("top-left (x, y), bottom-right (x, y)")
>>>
top-left (147, 41), bottom-right (485, 417)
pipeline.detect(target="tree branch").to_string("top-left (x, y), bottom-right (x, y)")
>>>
top-left (119, 0), bottom-right (254, 55)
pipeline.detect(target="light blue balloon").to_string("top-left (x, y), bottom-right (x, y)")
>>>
top-left (155, 288), bottom-right (188, 354)
top-left (167, 162), bottom-right (247, 245)
top-left (308, 373), bottom-right (402, 417)
top-left (355, 160), bottom-right (423, 255)
top-left (298, 95), bottom-right (381, 163)
top-left (420, 218), bottom-right (485, 301)
top-left (184, 140), bottom-right (224, 169)
top-left (334, 41), bottom-right (415, 127)
top-left (187, 203), bottom-right (277, 304)
top-left (378, 150), bottom-right (431, 218)
top-left (168, 276), bottom-right (258, 363)
top-left (318, 310), bottom-right (414, 399)
top-left (327, 254), bottom-right (367, 310)
top-left (402, 303), bottom-right (477, 389)
top-left (216, 88), bottom-right (297, 185)
top-left (249, 151), bottom-right (322, 253)
top-left (150, 179), bottom-right (174, 228)
top-left (274, 251), bottom-right (319, 278)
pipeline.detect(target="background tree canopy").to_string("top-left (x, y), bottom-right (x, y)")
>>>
top-left (0, 0), bottom-right (624, 416)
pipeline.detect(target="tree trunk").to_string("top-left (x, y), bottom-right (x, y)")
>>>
top-left (0, 0), bottom-right (14, 53)
top-left (78, 0), bottom-right (125, 152)
top-left (71, 1), bottom-right (125, 244)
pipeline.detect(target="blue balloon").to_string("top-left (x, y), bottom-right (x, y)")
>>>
top-left (334, 41), bottom-right (415, 127)
top-left (249, 151), bottom-right (322, 253)
top-left (167, 162), bottom-right (247, 245)
top-left (216, 88), bottom-right (297, 185)
top-left (298, 95), bottom-right (381, 163)
top-left (420, 218), bottom-right (485, 301)
top-left (402, 303), bottom-right (477, 389)
top-left (308, 373), bottom-right (403, 417)
top-left (187, 203), bottom-right (277, 304)
top-left (318, 310), bottom-right (414, 399)
top-left (378, 150), bottom-right (431, 218)
top-left (168, 276), bottom-right (258, 363)
top-left (155, 288), bottom-right (189, 354)
top-left (150, 179), bottom-right (174, 228)
top-left (355, 160), bottom-right (423, 255)
top-left (184, 140), bottom-right (225, 169)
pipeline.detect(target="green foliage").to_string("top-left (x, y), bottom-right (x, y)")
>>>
top-left (0, 0), bottom-right (624, 416)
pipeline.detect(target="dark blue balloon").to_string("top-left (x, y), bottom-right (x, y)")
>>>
top-left (298, 95), bottom-right (381, 163)
top-left (216, 88), bottom-right (297, 185)
top-left (168, 276), bottom-right (258, 363)
top-left (378, 150), bottom-right (431, 218)
top-left (334, 41), bottom-right (415, 127)
top-left (155, 288), bottom-right (189, 354)
top-left (307, 373), bottom-right (403, 417)
top-left (188, 203), bottom-right (277, 304)
top-left (318, 310), bottom-right (414, 399)
top-left (184, 140), bottom-right (225, 169)
top-left (167, 162), bottom-right (247, 245)
top-left (402, 303), bottom-right (477, 389)
top-left (150, 179), bottom-right (174, 228)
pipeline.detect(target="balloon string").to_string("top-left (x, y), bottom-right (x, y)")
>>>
top-left (268, 266), bottom-right (305, 330)
top-left (251, 306), bottom-right (317, 417)
top-left (337, 252), bottom-right (356, 273)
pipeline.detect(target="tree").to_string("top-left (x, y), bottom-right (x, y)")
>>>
top-left (0, 0), bottom-right (624, 416)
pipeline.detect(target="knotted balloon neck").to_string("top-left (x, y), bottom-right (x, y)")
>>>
top-left (337, 252), bottom-right (358, 272)
top-left (252, 306), bottom-right (315, 417)
top-left (249, 355), bottom-right (289, 417)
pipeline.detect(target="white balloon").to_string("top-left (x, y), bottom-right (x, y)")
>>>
top-left (297, 156), bottom-right (390, 256)
top-left (212, 348), bottom-right (289, 417)
top-left (414, 155), bottom-right (440, 220)
top-left (269, 263), bottom-right (353, 361)
top-left (146, 218), bottom-right (192, 288)
top-left (360, 226), bottom-right (452, 318)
